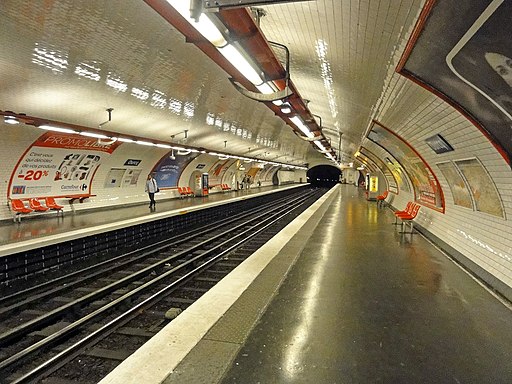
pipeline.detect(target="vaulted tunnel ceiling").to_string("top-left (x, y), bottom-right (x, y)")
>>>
top-left (0, 0), bottom-right (432, 168)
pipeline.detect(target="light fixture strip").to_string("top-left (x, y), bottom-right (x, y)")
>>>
top-left (289, 116), bottom-right (314, 139)
top-left (80, 131), bottom-right (110, 139)
top-left (166, 1), bottom-right (266, 88)
top-left (38, 125), bottom-right (77, 134)
top-left (166, 0), bottom-right (227, 47)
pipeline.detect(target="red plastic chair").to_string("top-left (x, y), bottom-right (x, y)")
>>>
top-left (45, 197), bottom-right (64, 215)
top-left (393, 202), bottom-right (413, 225)
top-left (376, 190), bottom-right (389, 207)
top-left (186, 186), bottom-right (195, 196)
top-left (397, 204), bottom-right (421, 234)
top-left (10, 199), bottom-right (33, 222)
top-left (29, 198), bottom-right (49, 212)
top-left (177, 187), bottom-right (188, 198)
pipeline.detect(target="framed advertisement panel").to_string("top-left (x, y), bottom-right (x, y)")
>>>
top-left (8, 132), bottom-right (122, 199)
top-left (367, 121), bottom-right (444, 211)
top-left (436, 162), bottom-right (473, 209)
top-left (454, 158), bottom-right (504, 218)
top-left (359, 147), bottom-right (398, 194)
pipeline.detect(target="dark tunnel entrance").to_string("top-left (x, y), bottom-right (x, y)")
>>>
top-left (307, 165), bottom-right (341, 188)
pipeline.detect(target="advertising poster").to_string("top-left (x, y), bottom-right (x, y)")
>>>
top-left (384, 155), bottom-right (411, 193)
top-left (436, 162), bottom-right (473, 209)
top-left (367, 122), bottom-right (443, 211)
top-left (454, 158), bottom-right (504, 218)
top-left (398, 0), bottom-right (512, 167)
top-left (9, 132), bottom-right (121, 198)
top-left (152, 152), bottom-right (199, 188)
top-left (208, 159), bottom-right (232, 186)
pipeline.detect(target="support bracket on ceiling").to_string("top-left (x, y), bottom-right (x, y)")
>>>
top-left (229, 40), bottom-right (293, 102)
top-left (202, 0), bottom-right (314, 11)
top-left (229, 78), bottom-right (292, 101)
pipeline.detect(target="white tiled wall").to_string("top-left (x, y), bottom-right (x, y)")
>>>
top-left (365, 42), bottom-right (512, 293)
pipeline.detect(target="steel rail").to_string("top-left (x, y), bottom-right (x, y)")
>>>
top-left (0, 190), bottom-right (313, 365)
top-left (10, 189), bottom-right (321, 383)
top-left (0, 189), bottom-right (306, 316)
top-left (0, 188), bottom-right (300, 306)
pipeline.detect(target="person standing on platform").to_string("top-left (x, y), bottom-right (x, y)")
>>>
top-left (145, 174), bottom-right (159, 209)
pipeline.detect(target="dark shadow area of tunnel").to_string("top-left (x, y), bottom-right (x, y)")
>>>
top-left (307, 165), bottom-right (341, 188)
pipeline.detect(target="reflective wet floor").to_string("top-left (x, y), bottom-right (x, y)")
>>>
top-left (219, 185), bottom-right (512, 383)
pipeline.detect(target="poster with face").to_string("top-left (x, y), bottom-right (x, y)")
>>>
top-left (398, 0), bottom-right (512, 168)
top-left (9, 132), bottom-right (121, 198)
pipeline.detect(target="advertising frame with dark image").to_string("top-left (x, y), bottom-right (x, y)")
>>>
top-left (397, 0), bottom-right (512, 168)
top-left (367, 121), bottom-right (444, 212)
top-left (152, 152), bottom-right (199, 188)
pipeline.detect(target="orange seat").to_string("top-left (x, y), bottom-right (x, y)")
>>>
top-left (45, 197), bottom-right (64, 215)
top-left (186, 186), bottom-right (194, 196)
top-left (397, 204), bottom-right (421, 234)
top-left (376, 190), bottom-right (388, 207)
top-left (29, 198), bottom-right (49, 212)
top-left (393, 201), bottom-right (413, 225)
top-left (177, 186), bottom-right (188, 198)
top-left (10, 199), bottom-right (33, 222)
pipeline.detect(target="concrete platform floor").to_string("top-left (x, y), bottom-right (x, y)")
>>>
top-left (165, 184), bottom-right (512, 384)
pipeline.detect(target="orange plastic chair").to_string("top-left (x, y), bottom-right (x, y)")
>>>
top-left (45, 197), bottom-right (64, 215)
top-left (10, 199), bottom-right (33, 222)
top-left (186, 186), bottom-right (195, 196)
top-left (29, 198), bottom-right (49, 212)
top-left (376, 190), bottom-right (389, 207)
top-left (177, 187), bottom-right (187, 198)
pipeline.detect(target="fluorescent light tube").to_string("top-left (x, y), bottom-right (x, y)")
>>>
top-left (166, 0), bottom-right (227, 47)
top-left (117, 137), bottom-right (134, 143)
top-left (4, 116), bottom-right (19, 125)
top-left (137, 140), bottom-right (155, 146)
top-left (289, 116), bottom-right (314, 138)
top-left (218, 44), bottom-right (263, 85)
top-left (256, 82), bottom-right (275, 94)
top-left (314, 140), bottom-right (326, 151)
top-left (80, 131), bottom-right (110, 139)
top-left (38, 125), bottom-right (76, 134)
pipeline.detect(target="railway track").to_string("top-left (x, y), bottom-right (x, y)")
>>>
top-left (0, 187), bottom-right (326, 383)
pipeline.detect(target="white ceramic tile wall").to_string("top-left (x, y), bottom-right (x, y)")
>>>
top-left (364, 30), bottom-right (512, 290)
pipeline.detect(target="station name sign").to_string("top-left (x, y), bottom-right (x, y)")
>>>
top-left (124, 159), bottom-right (142, 166)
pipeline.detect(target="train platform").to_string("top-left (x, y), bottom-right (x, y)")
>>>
top-left (99, 184), bottom-right (512, 384)
top-left (0, 185), bottom-right (296, 257)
